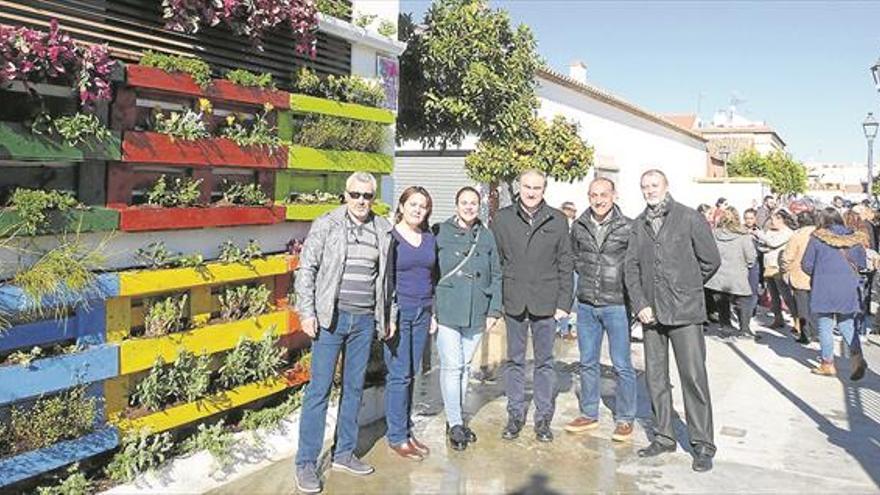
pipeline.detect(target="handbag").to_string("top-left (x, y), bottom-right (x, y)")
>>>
top-left (438, 227), bottom-right (481, 285)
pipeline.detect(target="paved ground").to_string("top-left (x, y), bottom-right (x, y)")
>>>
top-left (212, 315), bottom-right (880, 494)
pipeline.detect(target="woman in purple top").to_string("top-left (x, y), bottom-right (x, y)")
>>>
top-left (383, 186), bottom-right (437, 461)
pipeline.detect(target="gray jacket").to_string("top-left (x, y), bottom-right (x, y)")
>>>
top-left (294, 206), bottom-right (393, 338)
top-left (704, 228), bottom-right (757, 296)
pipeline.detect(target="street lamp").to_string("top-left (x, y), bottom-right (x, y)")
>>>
top-left (864, 112), bottom-right (879, 199)
top-left (719, 144), bottom-right (730, 174)
top-left (871, 57), bottom-right (880, 91)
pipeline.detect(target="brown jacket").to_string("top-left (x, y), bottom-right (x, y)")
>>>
top-left (781, 226), bottom-right (815, 290)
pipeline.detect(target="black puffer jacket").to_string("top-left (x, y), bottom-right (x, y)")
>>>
top-left (571, 206), bottom-right (633, 306)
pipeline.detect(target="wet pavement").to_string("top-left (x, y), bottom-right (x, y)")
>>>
top-left (211, 317), bottom-right (880, 494)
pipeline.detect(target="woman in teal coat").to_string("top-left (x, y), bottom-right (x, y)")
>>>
top-left (432, 186), bottom-right (502, 451)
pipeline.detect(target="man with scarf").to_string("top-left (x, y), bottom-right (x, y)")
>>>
top-left (624, 169), bottom-right (721, 472)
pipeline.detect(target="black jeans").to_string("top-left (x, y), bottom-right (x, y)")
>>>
top-left (766, 273), bottom-right (795, 323)
top-left (504, 311), bottom-right (556, 424)
top-left (712, 291), bottom-right (754, 335)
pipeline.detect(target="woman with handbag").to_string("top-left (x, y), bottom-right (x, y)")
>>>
top-left (432, 187), bottom-right (502, 451)
top-left (801, 207), bottom-right (869, 381)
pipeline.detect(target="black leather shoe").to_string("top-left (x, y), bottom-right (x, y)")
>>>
top-left (535, 420), bottom-right (553, 443)
top-left (692, 453), bottom-right (713, 472)
top-left (637, 441), bottom-right (676, 458)
top-left (502, 417), bottom-right (524, 440)
top-left (448, 425), bottom-right (468, 451)
top-left (464, 425), bottom-right (477, 444)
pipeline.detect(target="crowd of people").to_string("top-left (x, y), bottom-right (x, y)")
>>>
top-left (290, 170), bottom-right (872, 494)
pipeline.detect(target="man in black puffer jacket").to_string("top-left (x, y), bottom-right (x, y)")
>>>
top-left (563, 178), bottom-right (638, 444)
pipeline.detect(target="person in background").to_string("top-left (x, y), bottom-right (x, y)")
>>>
top-left (433, 187), bottom-right (502, 451)
top-left (705, 207), bottom-right (758, 339)
top-left (754, 209), bottom-right (797, 330)
top-left (384, 186), bottom-right (436, 461)
top-left (556, 201), bottom-right (578, 340)
top-left (293, 172), bottom-right (391, 494)
top-left (491, 169), bottom-right (574, 443)
top-left (697, 204), bottom-right (713, 226)
top-left (781, 210), bottom-right (817, 344)
top-left (564, 177), bottom-right (637, 442)
top-left (833, 195), bottom-right (846, 213)
top-left (802, 207), bottom-right (868, 381)
top-left (843, 209), bottom-right (875, 338)
top-left (697, 203), bottom-right (718, 322)
top-left (755, 195), bottom-right (777, 229)
top-left (711, 197), bottom-right (728, 226)
top-left (743, 207), bottom-right (764, 308)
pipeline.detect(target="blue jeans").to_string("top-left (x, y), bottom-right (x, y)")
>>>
top-left (816, 312), bottom-right (858, 362)
top-left (296, 311), bottom-right (374, 467)
top-left (576, 303), bottom-right (637, 423)
top-left (384, 305), bottom-right (432, 445)
top-left (437, 322), bottom-right (484, 427)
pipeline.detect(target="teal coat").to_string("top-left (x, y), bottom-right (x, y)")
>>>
top-left (432, 217), bottom-right (502, 329)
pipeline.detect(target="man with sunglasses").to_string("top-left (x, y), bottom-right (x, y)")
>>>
top-left (294, 172), bottom-right (392, 494)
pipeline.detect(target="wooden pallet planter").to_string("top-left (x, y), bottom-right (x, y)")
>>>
top-left (0, 427), bottom-right (119, 488)
top-left (125, 65), bottom-right (290, 109)
top-left (112, 374), bottom-right (298, 434)
top-left (0, 304), bottom-right (107, 354)
top-left (116, 310), bottom-right (289, 375)
top-left (0, 122), bottom-right (121, 162)
top-left (122, 131), bottom-right (287, 169)
top-left (0, 274), bottom-right (119, 316)
top-left (0, 344), bottom-right (118, 406)
top-left (288, 94), bottom-right (394, 124)
top-left (113, 204), bottom-right (285, 232)
top-left (287, 145), bottom-right (393, 173)
top-left (0, 207), bottom-right (119, 236)
top-left (282, 202), bottom-right (390, 221)
top-left (115, 255), bottom-right (290, 297)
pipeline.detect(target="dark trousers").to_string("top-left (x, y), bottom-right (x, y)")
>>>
top-left (644, 323), bottom-right (716, 456)
top-left (504, 312), bottom-right (556, 424)
top-left (767, 273), bottom-right (795, 323)
top-left (712, 291), bottom-right (755, 335)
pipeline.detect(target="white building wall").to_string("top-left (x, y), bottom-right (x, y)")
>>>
top-left (536, 77), bottom-right (709, 218)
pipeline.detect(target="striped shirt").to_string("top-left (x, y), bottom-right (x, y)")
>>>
top-left (337, 213), bottom-right (380, 314)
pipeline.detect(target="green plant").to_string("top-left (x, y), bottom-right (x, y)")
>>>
top-left (32, 113), bottom-right (113, 147)
top-left (225, 69), bottom-right (274, 89)
top-left (6, 188), bottom-right (80, 236)
top-left (105, 429), bottom-right (174, 483)
top-left (218, 239), bottom-right (263, 264)
top-left (143, 294), bottom-right (188, 337)
top-left (154, 108), bottom-right (210, 141)
top-left (377, 19), bottom-right (396, 37)
top-left (36, 464), bottom-right (92, 495)
top-left (218, 336), bottom-right (254, 389)
top-left (353, 12), bottom-right (377, 28)
top-left (135, 241), bottom-right (177, 268)
top-left (6, 345), bottom-right (43, 366)
top-left (316, 0), bottom-right (349, 19)
top-left (288, 189), bottom-right (340, 204)
top-left (240, 389), bottom-right (304, 431)
top-left (172, 351), bottom-right (212, 403)
top-left (7, 386), bottom-right (97, 454)
top-left (218, 284), bottom-right (271, 321)
top-left (140, 50), bottom-right (212, 88)
top-left (218, 329), bottom-right (282, 389)
top-left (294, 115), bottom-right (387, 152)
top-left (220, 106), bottom-right (281, 150)
top-left (146, 175), bottom-right (203, 207)
top-left (177, 253), bottom-right (205, 268)
top-left (292, 67), bottom-right (385, 107)
top-left (181, 420), bottom-right (236, 467)
top-left (131, 357), bottom-right (172, 410)
top-left (252, 328), bottom-right (285, 381)
top-left (728, 149), bottom-right (808, 195)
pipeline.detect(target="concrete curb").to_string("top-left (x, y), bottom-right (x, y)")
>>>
top-left (101, 386), bottom-right (386, 494)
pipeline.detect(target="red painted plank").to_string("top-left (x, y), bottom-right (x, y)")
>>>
top-left (122, 132), bottom-right (286, 169)
top-left (126, 65), bottom-right (290, 109)
top-left (115, 205), bottom-right (285, 232)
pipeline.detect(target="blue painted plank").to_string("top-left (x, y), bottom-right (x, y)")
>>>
top-left (0, 345), bottom-right (118, 406)
top-left (0, 273), bottom-right (119, 314)
top-left (0, 304), bottom-right (107, 353)
top-left (0, 427), bottom-right (119, 487)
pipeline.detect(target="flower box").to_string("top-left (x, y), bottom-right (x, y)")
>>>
top-left (0, 305), bottom-right (106, 354)
top-left (289, 94), bottom-right (394, 124)
top-left (126, 65), bottom-right (290, 109)
top-left (283, 202), bottom-right (389, 221)
top-left (0, 122), bottom-right (121, 162)
top-left (122, 131), bottom-right (287, 169)
top-left (116, 254), bottom-right (290, 297)
top-left (287, 145), bottom-right (393, 173)
top-left (114, 204), bottom-right (285, 232)
top-left (117, 310), bottom-right (289, 375)
top-left (0, 207), bottom-right (119, 237)
top-left (0, 274), bottom-right (119, 315)
top-left (0, 344), bottom-right (118, 406)
top-left (112, 376), bottom-right (292, 434)
top-left (0, 427), bottom-right (119, 488)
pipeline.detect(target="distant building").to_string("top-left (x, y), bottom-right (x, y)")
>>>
top-left (805, 161), bottom-right (869, 201)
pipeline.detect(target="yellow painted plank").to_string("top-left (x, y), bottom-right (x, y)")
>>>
top-left (104, 375), bottom-right (132, 417)
top-left (118, 311), bottom-right (289, 375)
top-left (113, 377), bottom-right (289, 434)
top-left (118, 255), bottom-right (290, 296)
top-left (106, 297), bottom-right (132, 343)
top-left (190, 286), bottom-right (212, 327)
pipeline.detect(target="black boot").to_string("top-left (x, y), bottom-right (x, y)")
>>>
top-left (502, 416), bottom-right (524, 440)
top-left (447, 424), bottom-right (468, 451)
top-left (463, 425), bottom-right (477, 444)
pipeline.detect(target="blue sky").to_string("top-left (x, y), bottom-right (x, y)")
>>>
top-left (399, 0), bottom-right (880, 164)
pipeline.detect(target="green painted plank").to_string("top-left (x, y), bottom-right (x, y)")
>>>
top-left (289, 94), bottom-right (395, 124)
top-left (0, 207), bottom-right (119, 236)
top-left (288, 146), bottom-right (393, 173)
top-left (283, 202), bottom-right (389, 221)
top-left (0, 122), bottom-right (121, 162)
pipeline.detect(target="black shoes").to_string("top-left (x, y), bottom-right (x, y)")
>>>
top-left (692, 452), bottom-right (713, 472)
top-left (502, 416), bottom-right (524, 440)
top-left (447, 424), bottom-right (468, 451)
top-left (535, 420), bottom-right (553, 443)
top-left (637, 440), bottom-right (676, 458)
top-left (464, 425), bottom-right (477, 443)
top-left (850, 350), bottom-right (868, 381)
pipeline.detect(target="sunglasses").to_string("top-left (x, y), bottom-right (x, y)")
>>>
top-left (347, 191), bottom-right (375, 200)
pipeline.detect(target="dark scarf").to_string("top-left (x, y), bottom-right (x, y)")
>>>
top-left (645, 194), bottom-right (672, 234)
